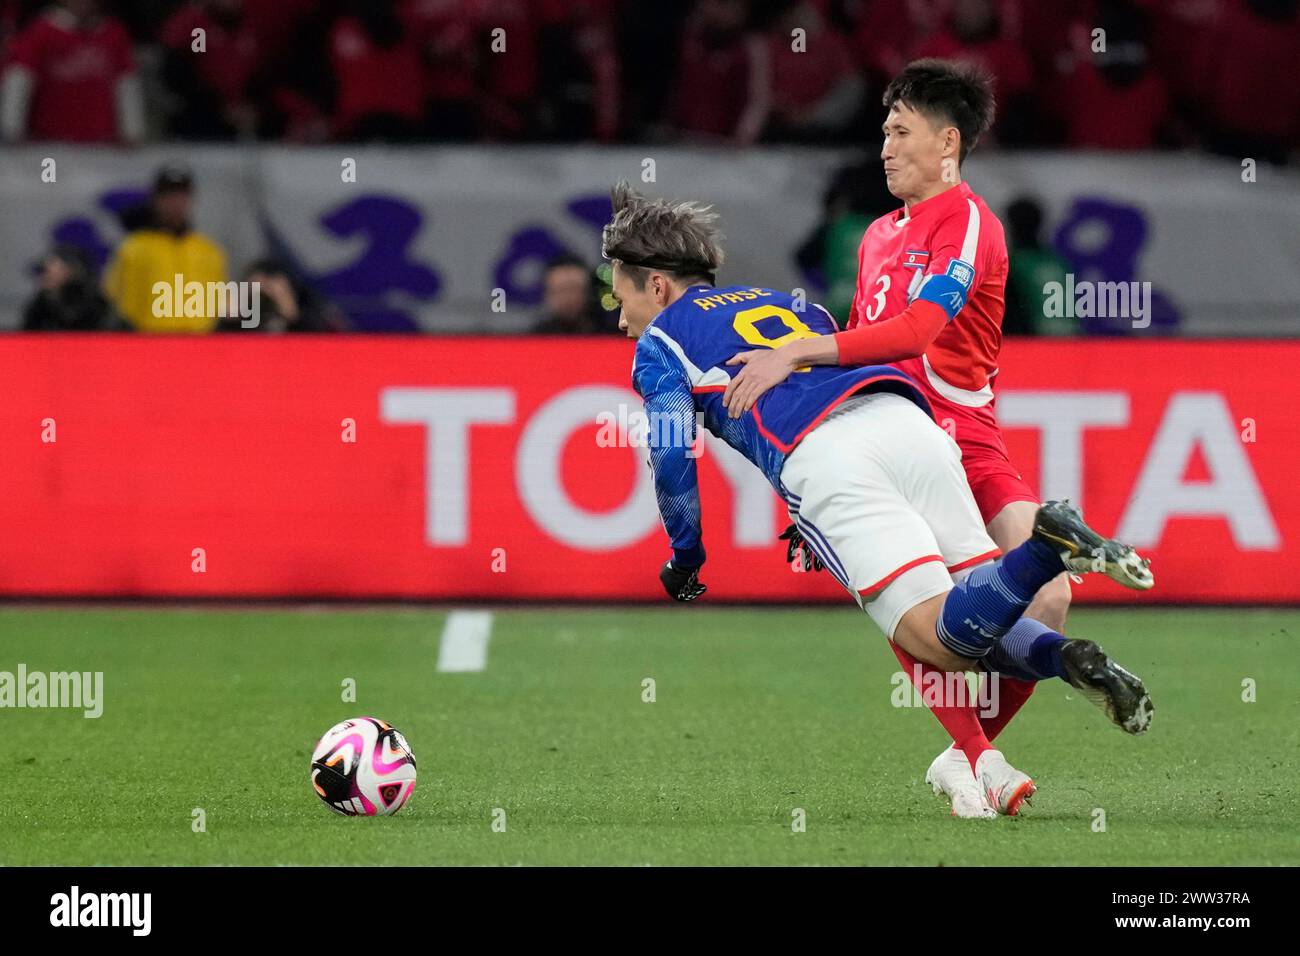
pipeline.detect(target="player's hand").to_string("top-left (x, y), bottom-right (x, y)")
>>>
top-left (723, 349), bottom-right (795, 419)
top-left (779, 523), bottom-right (824, 573)
top-left (659, 561), bottom-right (707, 602)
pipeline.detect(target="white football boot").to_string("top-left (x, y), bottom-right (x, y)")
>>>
top-left (974, 749), bottom-right (1037, 816)
top-left (925, 747), bottom-right (997, 819)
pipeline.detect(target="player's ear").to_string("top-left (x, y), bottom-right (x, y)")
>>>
top-left (652, 273), bottom-right (669, 305)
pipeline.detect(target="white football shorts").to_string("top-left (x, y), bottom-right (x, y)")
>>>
top-left (778, 391), bottom-right (1001, 637)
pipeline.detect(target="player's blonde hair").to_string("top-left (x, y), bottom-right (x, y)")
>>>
top-left (601, 181), bottom-right (724, 288)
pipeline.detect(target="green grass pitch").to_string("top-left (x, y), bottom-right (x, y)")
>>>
top-left (1, 605), bottom-right (1297, 866)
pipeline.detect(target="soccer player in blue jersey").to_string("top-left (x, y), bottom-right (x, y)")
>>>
top-left (602, 182), bottom-right (1154, 817)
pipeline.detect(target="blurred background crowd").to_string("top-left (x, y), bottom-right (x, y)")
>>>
top-left (4, 0), bottom-right (1297, 155)
top-left (3, 0), bottom-right (1296, 335)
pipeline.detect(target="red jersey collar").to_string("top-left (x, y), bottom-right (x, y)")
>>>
top-left (894, 181), bottom-right (973, 225)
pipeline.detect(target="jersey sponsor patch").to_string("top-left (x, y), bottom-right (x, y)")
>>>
top-left (945, 258), bottom-right (975, 290)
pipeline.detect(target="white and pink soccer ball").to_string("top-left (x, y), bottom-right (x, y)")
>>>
top-left (310, 717), bottom-right (417, 816)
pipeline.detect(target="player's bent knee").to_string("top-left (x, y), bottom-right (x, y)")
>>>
top-left (891, 595), bottom-right (975, 672)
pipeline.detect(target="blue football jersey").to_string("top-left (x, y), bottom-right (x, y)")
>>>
top-left (631, 284), bottom-right (932, 569)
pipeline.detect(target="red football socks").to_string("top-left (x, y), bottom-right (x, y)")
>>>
top-left (976, 674), bottom-right (1036, 742)
top-left (889, 641), bottom-right (993, 773)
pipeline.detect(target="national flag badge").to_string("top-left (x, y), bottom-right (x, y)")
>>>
top-left (902, 250), bottom-right (929, 269)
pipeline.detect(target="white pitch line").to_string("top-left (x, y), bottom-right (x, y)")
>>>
top-left (437, 611), bottom-right (493, 672)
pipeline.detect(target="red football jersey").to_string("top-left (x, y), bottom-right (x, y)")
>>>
top-left (847, 181), bottom-right (1007, 409)
top-left (6, 10), bottom-right (135, 143)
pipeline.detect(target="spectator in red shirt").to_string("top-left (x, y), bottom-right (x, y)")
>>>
top-left (1149, 0), bottom-right (1221, 109)
top-left (402, 0), bottom-right (479, 139)
top-left (762, 0), bottom-right (864, 142)
top-left (329, 2), bottom-right (427, 141)
top-left (1059, 0), bottom-right (1168, 149)
top-left (404, 0), bottom-right (540, 140)
top-left (913, 0), bottom-right (1036, 143)
top-left (667, 0), bottom-right (769, 144)
top-left (472, 0), bottom-right (540, 140)
top-left (847, 0), bottom-right (940, 91)
top-left (160, 0), bottom-right (266, 139)
top-left (531, 0), bottom-right (620, 141)
top-left (1200, 0), bottom-right (1300, 163)
top-left (0, 0), bottom-right (142, 143)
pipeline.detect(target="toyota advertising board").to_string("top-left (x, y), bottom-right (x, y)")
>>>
top-left (1, 336), bottom-right (1292, 602)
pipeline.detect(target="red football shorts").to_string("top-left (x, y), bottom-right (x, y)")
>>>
top-left (928, 393), bottom-right (1038, 525)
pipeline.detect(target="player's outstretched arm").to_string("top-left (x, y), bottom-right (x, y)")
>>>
top-left (721, 299), bottom-right (949, 418)
top-left (633, 333), bottom-right (707, 601)
top-left (721, 334), bottom-right (838, 418)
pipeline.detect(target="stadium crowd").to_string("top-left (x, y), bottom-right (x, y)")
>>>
top-left (5, 0), bottom-right (1289, 335)
top-left (2, 0), bottom-right (1297, 157)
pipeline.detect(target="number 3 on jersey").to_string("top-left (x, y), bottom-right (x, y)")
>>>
top-left (863, 275), bottom-right (890, 323)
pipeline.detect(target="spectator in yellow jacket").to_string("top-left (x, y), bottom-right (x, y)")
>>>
top-left (103, 165), bottom-right (231, 333)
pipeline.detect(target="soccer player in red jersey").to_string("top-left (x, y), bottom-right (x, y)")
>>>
top-left (721, 59), bottom-right (1073, 810)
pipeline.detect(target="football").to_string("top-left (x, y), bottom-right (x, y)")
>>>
top-left (310, 717), bottom-right (417, 817)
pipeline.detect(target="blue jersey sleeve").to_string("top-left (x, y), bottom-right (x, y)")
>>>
top-left (632, 331), bottom-right (705, 569)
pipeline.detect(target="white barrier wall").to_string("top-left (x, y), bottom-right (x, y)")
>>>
top-left (3, 145), bottom-right (1297, 334)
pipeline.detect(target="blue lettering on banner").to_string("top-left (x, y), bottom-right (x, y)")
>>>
top-left (493, 226), bottom-right (572, 308)
top-left (492, 193), bottom-right (611, 308)
top-left (310, 196), bottom-right (442, 332)
top-left (43, 188), bottom-right (151, 276)
top-left (1051, 197), bottom-right (1180, 334)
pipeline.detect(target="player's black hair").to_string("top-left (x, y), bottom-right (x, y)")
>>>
top-left (882, 58), bottom-right (996, 165)
top-left (601, 182), bottom-right (723, 289)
